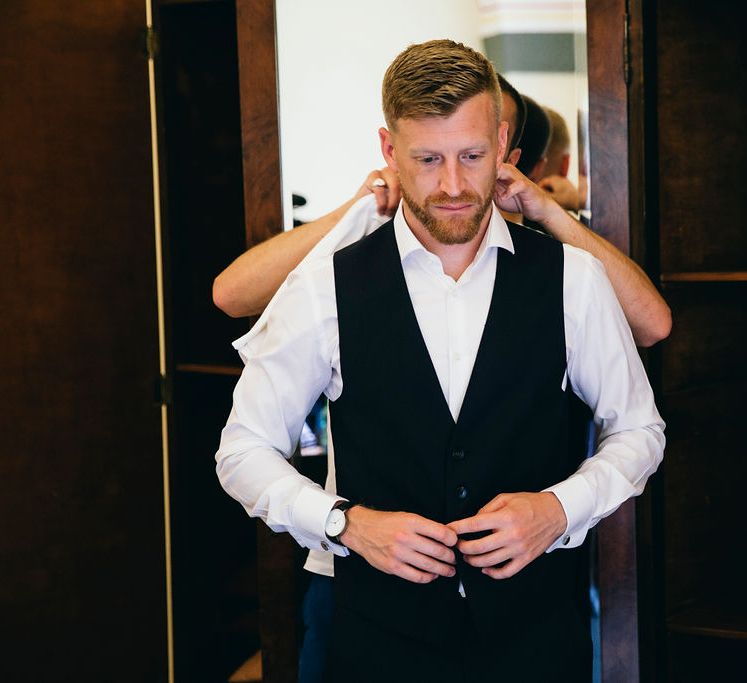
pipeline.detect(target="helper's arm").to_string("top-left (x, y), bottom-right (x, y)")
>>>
top-left (495, 164), bottom-right (672, 347)
top-left (213, 169), bottom-right (399, 318)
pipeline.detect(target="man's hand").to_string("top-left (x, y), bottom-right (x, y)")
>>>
top-left (493, 163), bottom-right (557, 224)
top-left (538, 174), bottom-right (581, 212)
top-left (448, 492), bottom-right (567, 580)
top-left (353, 167), bottom-right (401, 217)
top-left (340, 506), bottom-right (457, 584)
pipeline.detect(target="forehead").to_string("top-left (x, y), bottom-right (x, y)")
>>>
top-left (393, 93), bottom-right (498, 149)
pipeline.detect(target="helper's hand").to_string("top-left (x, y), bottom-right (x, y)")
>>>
top-left (538, 174), bottom-right (581, 212)
top-left (340, 506), bottom-right (457, 584)
top-left (353, 167), bottom-right (401, 217)
top-left (494, 163), bottom-right (556, 223)
top-left (448, 492), bottom-right (567, 580)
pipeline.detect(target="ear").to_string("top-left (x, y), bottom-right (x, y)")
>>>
top-left (505, 147), bottom-right (522, 167)
top-left (559, 153), bottom-right (571, 178)
top-left (496, 120), bottom-right (509, 164)
top-left (530, 157), bottom-right (547, 182)
top-left (379, 127), bottom-right (398, 172)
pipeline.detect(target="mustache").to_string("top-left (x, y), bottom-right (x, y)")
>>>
top-left (426, 191), bottom-right (483, 207)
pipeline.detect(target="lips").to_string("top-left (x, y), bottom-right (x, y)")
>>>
top-left (431, 203), bottom-right (473, 211)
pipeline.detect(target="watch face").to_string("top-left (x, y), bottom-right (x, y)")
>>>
top-left (325, 508), bottom-right (346, 537)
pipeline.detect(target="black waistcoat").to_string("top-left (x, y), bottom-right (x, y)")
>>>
top-left (330, 220), bottom-right (590, 672)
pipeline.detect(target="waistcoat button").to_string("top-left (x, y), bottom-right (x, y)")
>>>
top-left (456, 485), bottom-right (468, 500)
top-left (452, 449), bottom-right (465, 460)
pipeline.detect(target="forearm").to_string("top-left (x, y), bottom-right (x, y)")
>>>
top-left (539, 202), bottom-right (672, 347)
top-left (544, 423), bottom-right (664, 550)
top-left (217, 434), bottom-right (346, 553)
top-left (213, 196), bottom-right (359, 317)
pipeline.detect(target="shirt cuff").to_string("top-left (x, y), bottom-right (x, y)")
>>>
top-left (290, 486), bottom-right (350, 557)
top-left (543, 474), bottom-right (595, 552)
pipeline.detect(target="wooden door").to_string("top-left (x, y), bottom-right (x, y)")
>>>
top-left (0, 2), bottom-right (167, 680)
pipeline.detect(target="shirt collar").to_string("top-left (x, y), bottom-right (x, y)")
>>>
top-left (392, 202), bottom-right (515, 266)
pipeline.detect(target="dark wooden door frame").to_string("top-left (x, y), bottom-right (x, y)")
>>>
top-left (587, 1), bottom-right (649, 681)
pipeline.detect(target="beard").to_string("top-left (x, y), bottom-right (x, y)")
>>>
top-left (400, 174), bottom-right (496, 245)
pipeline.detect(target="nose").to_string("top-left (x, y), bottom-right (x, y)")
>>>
top-left (438, 158), bottom-right (466, 197)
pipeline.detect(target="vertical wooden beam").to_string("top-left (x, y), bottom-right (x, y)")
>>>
top-left (235, 3), bottom-right (298, 681)
top-left (236, 0), bottom-right (284, 247)
top-left (586, 1), bottom-right (641, 681)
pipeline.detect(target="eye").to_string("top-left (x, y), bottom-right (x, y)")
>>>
top-left (419, 155), bottom-right (438, 165)
top-left (462, 152), bottom-right (483, 162)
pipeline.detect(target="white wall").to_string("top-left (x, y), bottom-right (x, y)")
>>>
top-left (275, 0), bottom-right (483, 227)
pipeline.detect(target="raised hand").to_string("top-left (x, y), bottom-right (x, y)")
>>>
top-left (354, 167), bottom-right (401, 217)
top-left (538, 174), bottom-right (582, 212)
top-left (493, 163), bottom-right (557, 223)
top-left (341, 506), bottom-right (457, 584)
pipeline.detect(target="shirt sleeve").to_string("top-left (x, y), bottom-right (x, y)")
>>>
top-left (544, 246), bottom-right (666, 551)
top-left (215, 261), bottom-right (349, 556)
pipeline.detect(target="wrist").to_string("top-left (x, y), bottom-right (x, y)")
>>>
top-left (338, 504), bottom-right (366, 549)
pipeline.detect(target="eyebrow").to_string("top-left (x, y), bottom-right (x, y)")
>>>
top-left (409, 144), bottom-right (489, 155)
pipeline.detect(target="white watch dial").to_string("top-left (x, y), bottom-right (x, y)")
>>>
top-left (325, 508), bottom-right (346, 538)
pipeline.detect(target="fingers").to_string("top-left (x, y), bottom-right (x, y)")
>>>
top-left (394, 564), bottom-right (439, 584)
top-left (409, 514), bottom-right (458, 547)
top-left (364, 168), bottom-right (401, 216)
top-left (447, 513), bottom-right (496, 537)
top-left (399, 546), bottom-right (456, 578)
top-left (482, 556), bottom-right (530, 580)
top-left (463, 544), bottom-right (513, 569)
top-left (409, 532), bottom-right (457, 566)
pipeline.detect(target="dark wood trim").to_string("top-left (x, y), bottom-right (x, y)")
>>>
top-left (236, 0), bottom-right (284, 248)
top-left (661, 272), bottom-right (747, 282)
top-left (176, 363), bottom-right (243, 376)
top-left (586, 1), bottom-right (642, 680)
top-left (668, 605), bottom-right (747, 641)
top-left (235, 3), bottom-right (296, 681)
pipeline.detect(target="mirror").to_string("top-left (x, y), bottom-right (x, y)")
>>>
top-left (275, 0), bottom-right (590, 227)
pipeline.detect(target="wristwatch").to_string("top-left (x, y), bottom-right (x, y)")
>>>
top-left (324, 500), bottom-right (355, 545)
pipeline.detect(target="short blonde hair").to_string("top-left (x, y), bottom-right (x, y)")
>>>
top-left (382, 39), bottom-right (501, 130)
top-left (544, 107), bottom-right (570, 157)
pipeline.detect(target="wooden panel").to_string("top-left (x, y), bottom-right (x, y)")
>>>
top-left (659, 381), bottom-right (746, 613)
top-left (657, 2), bottom-right (747, 272)
top-left (660, 282), bottom-right (747, 394)
top-left (667, 633), bottom-right (747, 682)
top-left (158, 0), bottom-right (249, 367)
top-left (171, 372), bottom-right (260, 681)
top-left (0, 2), bottom-right (166, 680)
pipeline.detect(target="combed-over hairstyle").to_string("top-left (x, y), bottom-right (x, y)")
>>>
top-left (382, 39), bottom-right (501, 130)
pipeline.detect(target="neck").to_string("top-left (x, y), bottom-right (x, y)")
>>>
top-left (402, 203), bottom-right (493, 281)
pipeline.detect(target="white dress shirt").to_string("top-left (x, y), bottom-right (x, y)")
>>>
top-left (216, 196), bottom-right (665, 574)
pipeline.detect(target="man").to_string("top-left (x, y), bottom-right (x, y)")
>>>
top-left (542, 106), bottom-right (571, 179)
top-left (216, 40), bottom-right (664, 681)
top-left (539, 106), bottom-right (588, 213)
